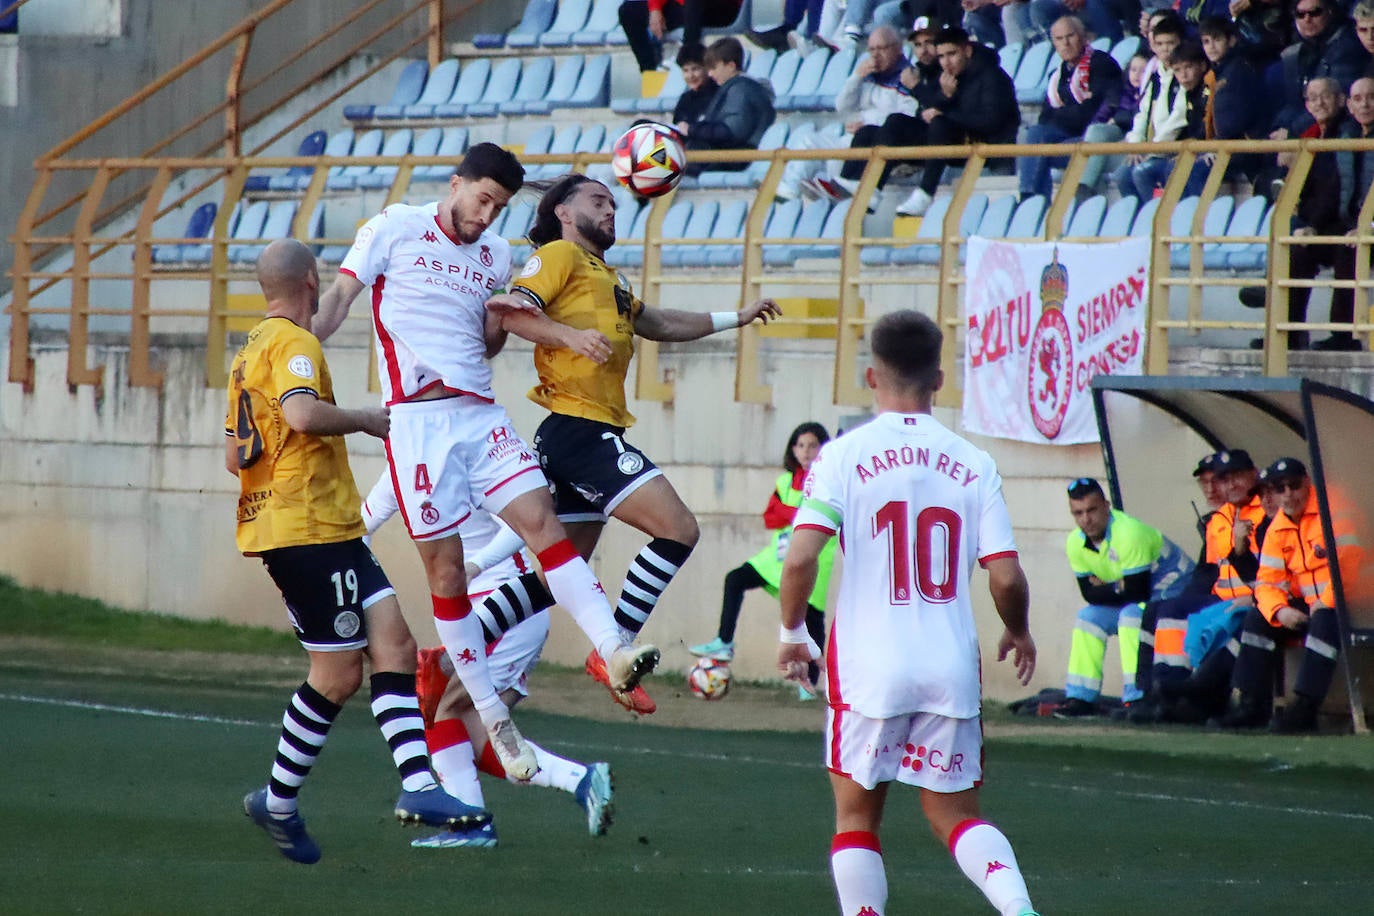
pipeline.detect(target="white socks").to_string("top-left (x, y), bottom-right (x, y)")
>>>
top-left (831, 831), bottom-right (887, 915)
top-left (949, 819), bottom-right (1034, 916)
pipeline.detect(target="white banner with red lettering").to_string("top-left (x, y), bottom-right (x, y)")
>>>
top-left (961, 236), bottom-right (1149, 444)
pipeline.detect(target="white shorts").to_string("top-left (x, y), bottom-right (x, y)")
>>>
top-left (480, 611), bottom-right (550, 697)
top-left (384, 397), bottom-right (546, 541)
top-left (825, 707), bottom-right (984, 793)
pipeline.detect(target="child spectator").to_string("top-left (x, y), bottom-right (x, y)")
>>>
top-left (1188, 16), bottom-right (1269, 193)
top-left (679, 37), bottom-right (777, 174)
top-left (1111, 17), bottom-right (1190, 196)
top-left (671, 46), bottom-right (719, 132)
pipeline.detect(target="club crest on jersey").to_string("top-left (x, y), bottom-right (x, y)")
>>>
top-left (353, 225), bottom-right (374, 250)
top-left (333, 611), bottom-right (361, 639)
top-left (479, 244), bottom-right (493, 267)
top-left (420, 501), bottom-right (440, 526)
top-left (617, 452), bottom-right (644, 475)
top-left (421, 230), bottom-right (438, 243)
top-left (519, 256), bottom-right (542, 278)
top-left (287, 355), bottom-right (314, 379)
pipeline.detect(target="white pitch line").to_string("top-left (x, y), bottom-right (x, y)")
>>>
top-left (1024, 779), bottom-right (1374, 822)
top-left (5, 692), bottom-right (1370, 825)
top-left (0, 692), bottom-right (271, 728)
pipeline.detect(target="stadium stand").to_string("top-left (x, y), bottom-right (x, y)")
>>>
top-left (243, 129), bottom-right (326, 193)
top-left (1013, 41), bottom-right (1054, 105)
top-left (1206, 195), bottom-right (1268, 269)
top-left (152, 202), bottom-right (217, 264)
top-left (689, 198), bottom-right (748, 266)
top-left (1098, 195), bottom-right (1139, 237)
top-left (356, 128), bottom-right (414, 190)
top-left (662, 198), bottom-right (719, 267)
top-left (327, 127), bottom-right (383, 191)
top-left (573, 0), bottom-right (625, 45)
top-left (563, 53), bottom-right (612, 109)
top-left (541, 0), bottom-right (593, 47)
top-left (1064, 194), bottom-right (1107, 237)
top-left (520, 55), bottom-right (586, 115)
top-left (399, 58), bottom-right (460, 119)
top-left (344, 58), bottom-right (427, 122)
top-left (466, 58), bottom-right (522, 117)
top-left (433, 57), bottom-right (491, 118)
top-left (862, 195), bottom-right (951, 266)
top-left (414, 126), bottom-right (469, 181)
top-left (775, 46), bottom-right (832, 110)
top-left (764, 198), bottom-right (832, 266)
top-left (502, 0), bottom-right (559, 49)
top-left (499, 56), bottom-right (555, 115)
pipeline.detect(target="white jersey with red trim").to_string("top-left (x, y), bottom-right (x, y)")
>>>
top-left (340, 202), bottom-right (512, 405)
top-left (793, 412), bottom-right (1018, 719)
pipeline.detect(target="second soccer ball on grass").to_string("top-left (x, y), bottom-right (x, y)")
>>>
top-left (687, 657), bottom-right (731, 701)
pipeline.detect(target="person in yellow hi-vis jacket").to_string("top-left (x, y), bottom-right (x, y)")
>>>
top-left (690, 422), bottom-right (838, 698)
top-left (1053, 477), bottom-right (1194, 718)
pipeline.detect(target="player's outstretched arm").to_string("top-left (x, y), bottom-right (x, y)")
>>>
top-left (777, 527), bottom-right (828, 682)
top-left (986, 555), bottom-right (1036, 686)
top-left (281, 392), bottom-right (390, 440)
top-left (313, 273), bottom-right (365, 342)
top-left (493, 295), bottom-right (612, 363)
top-left (635, 298), bottom-right (783, 342)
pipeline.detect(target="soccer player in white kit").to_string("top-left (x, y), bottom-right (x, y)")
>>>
top-left (777, 310), bottom-right (1040, 916)
top-left (313, 143), bottom-right (659, 782)
top-left (362, 475), bottom-right (615, 848)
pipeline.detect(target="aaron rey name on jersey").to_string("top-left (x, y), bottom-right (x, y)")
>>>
top-left (853, 443), bottom-right (981, 488)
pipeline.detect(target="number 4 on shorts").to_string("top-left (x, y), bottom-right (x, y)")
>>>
top-left (414, 463), bottom-right (433, 495)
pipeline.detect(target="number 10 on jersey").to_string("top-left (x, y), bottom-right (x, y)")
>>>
top-left (873, 501), bottom-right (961, 604)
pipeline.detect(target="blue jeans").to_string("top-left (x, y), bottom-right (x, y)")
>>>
top-left (1130, 155), bottom-right (1175, 200)
top-left (1018, 122), bottom-right (1076, 198)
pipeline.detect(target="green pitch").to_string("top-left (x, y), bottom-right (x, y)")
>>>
top-left (2, 659), bottom-right (1371, 915)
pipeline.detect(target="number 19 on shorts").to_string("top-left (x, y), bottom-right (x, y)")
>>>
top-left (873, 501), bottom-right (961, 604)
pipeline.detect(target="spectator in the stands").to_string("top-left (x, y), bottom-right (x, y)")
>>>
top-left (837, 0), bottom-right (961, 47)
top-left (1240, 77), bottom-right (1353, 350)
top-left (781, 25), bottom-right (921, 200)
top-left (1079, 51), bottom-right (1149, 196)
top-left (1030, 0), bottom-right (1130, 44)
top-left (1109, 14), bottom-right (1186, 194)
top-left (1230, 0), bottom-right (1293, 69)
top-left (1186, 16), bottom-right (1269, 192)
top-left (961, 0), bottom-right (1035, 49)
top-left (893, 26), bottom-right (1020, 216)
top-left (672, 45), bottom-right (719, 131)
top-left (1354, 1), bottom-right (1374, 74)
top-left (1128, 40), bottom-right (1209, 199)
top-left (746, 0), bottom-right (834, 54)
top-left (679, 37), bottom-right (777, 174)
top-left (1269, 0), bottom-right (1366, 135)
top-left (619, 0), bottom-right (745, 72)
top-left (1017, 16), bottom-right (1124, 203)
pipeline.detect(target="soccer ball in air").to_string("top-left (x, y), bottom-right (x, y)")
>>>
top-left (611, 123), bottom-right (687, 198)
top-left (687, 657), bottom-right (731, 701)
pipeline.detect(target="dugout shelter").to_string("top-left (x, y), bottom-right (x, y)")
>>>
top-left (1088, 375), bottom-right (1374, 734)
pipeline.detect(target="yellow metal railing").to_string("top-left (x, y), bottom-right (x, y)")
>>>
top-left (8, 140), bottom-right (1374, 408)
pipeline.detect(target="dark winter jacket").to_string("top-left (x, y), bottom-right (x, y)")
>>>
top-left (927, 44), bottom-right (1020, 144)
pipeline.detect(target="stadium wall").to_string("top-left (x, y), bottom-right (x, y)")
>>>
top-left (1, 332), bottom-right (1117, 702)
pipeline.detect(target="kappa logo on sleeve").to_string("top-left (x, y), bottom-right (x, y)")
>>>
top-left (287, 355), bottom-right (315, 379)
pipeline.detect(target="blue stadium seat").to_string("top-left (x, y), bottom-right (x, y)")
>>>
top-left (1110, 35), bottom-right (1142, 69)
top-left (694, 199), bottom-right (748, 267)
top-left (327, 128), bottom-right (383, 191)
top-left (665, 0), bottom-right (752, 40)
top-left (896, 193), bottom-right (986, 264)
top-left (998, 42), bottom-right (1025, 80)
top-left (153, 201), bottom-right (217, 264)
top-left (521, 123), bottom-right (556, 158)
top-left (612, 188), bottom-right (643, 242)
top-left (1064, 194), bottom-right (1107, 237)
top-left (607, 204), bottom-right (653, 267)
top-left (975, 194), bottom-right (1016, 238)
top-left (662, 199), bottom-right (719, 267)
top-left (1165, 196), bottom-right (1204, 269)
top-left (400, 58), bottom-right (460, 119)
top-left (500, 198), bottom-right (535, 241)
top-left (765, 198), bottom-right (831, 266)
top-left (408, 125), bottom-right (443, 167)
top-left (563, 54), bottom-right (611, 108)
top-left (776, 46), bottom-right (832, 110)
top-left (357, 128), bottom-right (414, 190)
top-left (1090, 36), bottom-right (1111, 53)
top-left (765, 49), bottom-right (803, 106)
top-left (1005, 194), bottom-right (1046, 237)
top-left (618, 64), bottom-right (683, 114)
top-left (345, 59), bottom-right (426, 122)
top-left (799, 47), bottom-right (855, 111)
top-left (1098, 195), bottom-right (1138, 236)
top-left (506, 0), bottom-right (559, 49)
top-left (245, 129), bottom-right (326, 192)
top-left (574, 0), bottom-right (623, 44)
top-left (1129, 196), bottom-right (1160, 237)
top-left (745, 47), bottom-right (777, 81)
top-left (523, 55), bottom-right (586, 115)
top-left (1172, 195), bottom-right (1230, 269)
top-left (693, 120), bottom-right (788, 189)
top-left (804, 198), bottom-right (850, 260)
top-left (575, 123), bottom-right (608, 154)
top-left (864, 195), bottom-right (950, 266)
top-left (228, 199), bottom-right (280, 263)
top-left (1226, 202), bottom-right (1272, 272)
top-left (542, 0), bottom-right (593, 46)
top-left (466, 58), bottom-right (521, 117)
top-left (528, 124), bottom-right (581, 180)
top-left (618, 198), bottom-right (692, 269)
top-left (184, 201), bottom-right (242, 264)
top-left (1013, 41), bottom-right (1053, 104)
top-left (433, 58), bottom-right (491, 118)
top-left (414, 127), bottom-right (469, 181)
top-left (1208, 195), bottom-right (1266, 269)
top-left (758, 198), bottom-right (804, 266)
top-left (499, 56), bottom-right (554, 115)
